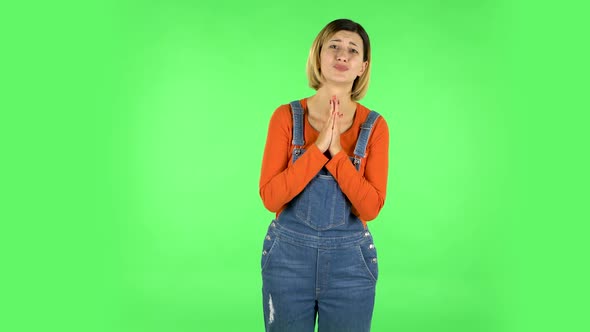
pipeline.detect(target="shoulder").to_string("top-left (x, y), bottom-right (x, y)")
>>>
top-left (356, 103), bottom-right (389, 143)
top-left (270, 99), bottom-right (307, 122)
top-left (271, 103), bottom-right (292, 119)
top-left (357, 103), bottom-right (388, 128)
top-left (266, 101), bottom-right (298, 135)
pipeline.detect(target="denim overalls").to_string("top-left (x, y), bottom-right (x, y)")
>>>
top-left (261, 100), bottom-right (381, 332)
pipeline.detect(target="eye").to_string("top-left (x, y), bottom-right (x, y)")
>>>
top-left (350, 48), bottom-right (359, 54)
top-left (328, 44), bottom-right (338, 49)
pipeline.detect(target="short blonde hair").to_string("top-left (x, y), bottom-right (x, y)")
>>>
top-left (306, 19), bottom-right (371, 101)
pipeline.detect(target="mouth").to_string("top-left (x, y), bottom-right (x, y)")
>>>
top-left (333, 64), bottom-right (349, 72)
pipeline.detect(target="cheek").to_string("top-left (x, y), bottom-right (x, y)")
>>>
top-left (319, 53), bottom-right (331, 68)
top-left (351, 61), bottom-right (362, 71)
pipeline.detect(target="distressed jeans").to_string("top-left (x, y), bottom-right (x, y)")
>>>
top-left (261, 220), bottom-right (378, 332)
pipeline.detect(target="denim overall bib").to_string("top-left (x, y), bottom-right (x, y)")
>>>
top-left (261, 101), bottom-right (381, 332)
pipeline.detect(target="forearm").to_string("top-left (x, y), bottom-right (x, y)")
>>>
top-left (325, 152), bottom-right (387, 221)
top-left (259, 144), bottom-right (328, 212)
top-left (325, 117), bottom-right (390, 221)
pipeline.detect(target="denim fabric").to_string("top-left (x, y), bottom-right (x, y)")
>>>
top-left (294, 173), bottom-right (351, 231)
top-left (352, 110), bottom-right (381, 169)
top-left (261, 221), bottom-right (378, 332)
top-left (260, 101), bottom-right (381, 331)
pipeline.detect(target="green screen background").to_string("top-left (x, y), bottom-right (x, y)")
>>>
top-left (2, 0), bottom-right (588, 331)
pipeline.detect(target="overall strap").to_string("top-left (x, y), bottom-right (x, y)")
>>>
top-left (289, 100), bottom-right (305, 161)
top-left (353, 110), bottom-right (381, 170)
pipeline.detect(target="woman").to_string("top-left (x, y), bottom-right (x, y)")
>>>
top-left (259, 18), bottom-right (389, 332)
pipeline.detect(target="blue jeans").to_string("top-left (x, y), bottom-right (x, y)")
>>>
top-left (261, 220), bottom-right (378, 332)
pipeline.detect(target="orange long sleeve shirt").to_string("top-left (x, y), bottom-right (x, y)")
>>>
top-left (259, 98), bottom-right (389, 227)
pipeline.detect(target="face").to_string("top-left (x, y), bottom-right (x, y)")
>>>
top-left (319, 30), bottom-right (368, 85)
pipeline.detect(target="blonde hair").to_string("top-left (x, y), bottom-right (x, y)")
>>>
top-left (306, 19), bottom-right (371, 101)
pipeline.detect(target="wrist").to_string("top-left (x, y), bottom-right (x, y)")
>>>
top-left (315, 141), bottom-right (329, 153)
top-left (329, 146), bottom-right (342, 156)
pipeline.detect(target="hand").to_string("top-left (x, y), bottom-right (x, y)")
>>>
top-left (328, 96), bottom-right (343, 157)
top-left (314, 98), bottom-right (337, 153)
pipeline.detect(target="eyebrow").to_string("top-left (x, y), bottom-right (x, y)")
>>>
top-left (329, 39), bottom-right (359, 47)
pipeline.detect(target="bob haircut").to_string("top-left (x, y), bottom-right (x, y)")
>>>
top-left (306, 19), bottom-right (371, 101)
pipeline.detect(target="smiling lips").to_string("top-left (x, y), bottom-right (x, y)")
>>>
top-left (333, 64), bottom-right (349, 72)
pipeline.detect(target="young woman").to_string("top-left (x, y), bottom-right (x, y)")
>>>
top-left (259, 18), bottom-right (389, 332)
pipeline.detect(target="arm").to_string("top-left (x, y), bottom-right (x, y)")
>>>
top-left (259, 106), bottom-right (329, 213)
top-left (325, 117), bottom-right (389, 221)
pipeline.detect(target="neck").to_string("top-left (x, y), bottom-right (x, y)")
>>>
top-left (309, 86), bottom-right (356, 116)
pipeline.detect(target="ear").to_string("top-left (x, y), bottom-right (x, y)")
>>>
top-left (358, 61), bottom-right (368, 77)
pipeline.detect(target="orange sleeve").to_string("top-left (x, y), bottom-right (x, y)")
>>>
top-left (259, 105), bottom-right (329, 214)
top-left (325, 116), bottom-right (389, 222)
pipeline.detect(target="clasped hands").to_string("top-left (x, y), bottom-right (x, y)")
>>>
top-left (315, 95), bottom-right (344, 157)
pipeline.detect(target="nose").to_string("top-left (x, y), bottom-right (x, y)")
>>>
top-left (336, 48), bottom-right (348, 62)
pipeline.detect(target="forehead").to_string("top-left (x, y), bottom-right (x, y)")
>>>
top-left (326, 30), bottom-right (363, 47)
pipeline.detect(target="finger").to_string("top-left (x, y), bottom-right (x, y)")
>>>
top-left (332, 95), bottom-right (339, 113)
top-left (330, 99), bottom-right (338, 126)
top-left (333, 111), bottom-right (341, 132)
top-left (330, 97), bottom-right (334, 113)
top-left (330, 96), bottom-right (339, 129)
top-left (330, 108), bottom-right (336, 130)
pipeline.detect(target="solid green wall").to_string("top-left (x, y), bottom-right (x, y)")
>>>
top-left (2, 0), bottom-right (588, 331)
top-left (109, 2), bottom-right (506, 331)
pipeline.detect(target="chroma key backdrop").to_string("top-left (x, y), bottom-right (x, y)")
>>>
top-left (1, 0), bottom-right (588, 332)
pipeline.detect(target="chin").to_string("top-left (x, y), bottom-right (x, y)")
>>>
top-left (326, 78), bottom-right (354, 86)
top-left (322, 73), bottom-right (349, 81)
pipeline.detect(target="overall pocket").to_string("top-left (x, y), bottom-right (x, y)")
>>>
top-left (294, 175), bottom-right (351, 230)
top-left (261, 229), bottom-right (278, 273)
top-left (356, 235), bottom-right (379, 283)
